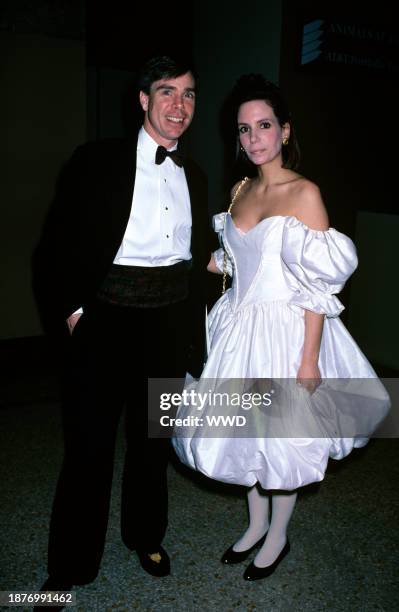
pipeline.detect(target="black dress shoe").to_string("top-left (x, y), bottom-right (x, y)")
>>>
top-left (243, 539), bottom-right (290, 580)
top-left (33, 577), bottom-right (74, 611)
top-left (136, 545), bottom-right (170, 577)
top-left (221, 532), bottom-right (267, 564)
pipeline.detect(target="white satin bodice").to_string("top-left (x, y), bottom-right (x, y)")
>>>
top-left (213, 212), bottom-right (358, 318)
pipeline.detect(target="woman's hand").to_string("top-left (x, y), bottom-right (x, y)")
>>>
top-left (298, 310), bottom-right (324, 394)
top-left (296, 361), bottom-right (321, 395)
top-left (207, 254), bottom-right (221, 274)
top-left (66, 312), bottom-right (82, 335)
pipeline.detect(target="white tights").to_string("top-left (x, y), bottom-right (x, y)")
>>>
top-left (233, 484), bottom-right (297, 567)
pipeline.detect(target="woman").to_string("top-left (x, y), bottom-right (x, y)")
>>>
top-left (172, 74), bottom-right (390, 581)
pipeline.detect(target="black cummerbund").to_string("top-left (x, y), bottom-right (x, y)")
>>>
top-left (96, 260), bottom-right (191, 308)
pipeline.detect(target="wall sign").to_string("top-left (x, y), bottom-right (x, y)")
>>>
top-left (300, 17), bottom-right (399, 76)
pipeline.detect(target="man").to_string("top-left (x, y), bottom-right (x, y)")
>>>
top-left (32, 55), bottom-right (210, 601)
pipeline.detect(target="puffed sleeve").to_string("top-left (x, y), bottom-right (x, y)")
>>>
top-left (281, 217), bottom-right (358, 318)
top-left (212, 213), bottom-right (233, 276)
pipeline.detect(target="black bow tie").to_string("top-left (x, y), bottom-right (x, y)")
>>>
top-left (155, 145), bottom-right (184, 167)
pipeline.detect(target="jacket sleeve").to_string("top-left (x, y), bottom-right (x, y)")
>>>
top-left (31, 144), bottom-right (92, 335)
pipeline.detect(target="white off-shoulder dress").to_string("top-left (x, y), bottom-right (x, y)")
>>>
top-left (172, 201), bottom-right (390, 491)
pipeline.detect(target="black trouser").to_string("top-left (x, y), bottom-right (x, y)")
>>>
top-left (47, 299), bottom-right (189, 584)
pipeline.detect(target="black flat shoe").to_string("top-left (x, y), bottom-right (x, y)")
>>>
top-left (221, 532), bottom-right (267, 564)
top-left (136, 545), bottom-right (171, 577)
top-left (243, 539), bottom-right (290, 580)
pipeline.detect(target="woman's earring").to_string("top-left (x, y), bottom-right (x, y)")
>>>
top-left (282, 138), bottom-right (289, 146)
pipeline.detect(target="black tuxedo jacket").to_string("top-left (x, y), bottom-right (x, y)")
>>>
top-left (32, 134), bottom-right (211, 371)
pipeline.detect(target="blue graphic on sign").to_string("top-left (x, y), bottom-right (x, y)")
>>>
top-left (301, 19), bottom-right (324, 65)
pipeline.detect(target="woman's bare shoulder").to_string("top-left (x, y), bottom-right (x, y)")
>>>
top-left (230, 177), bottom-right (250, 200)
top-left (230, 181), bottom-right (242, 199)
top-left (291, 178), bottom-right (329, 230)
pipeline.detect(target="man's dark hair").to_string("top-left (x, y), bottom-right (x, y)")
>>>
top-left (138, 55), bottom-right (197, 94)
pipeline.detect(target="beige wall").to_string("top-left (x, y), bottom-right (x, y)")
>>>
top-left (0, 32), bottom-right (86, 339)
